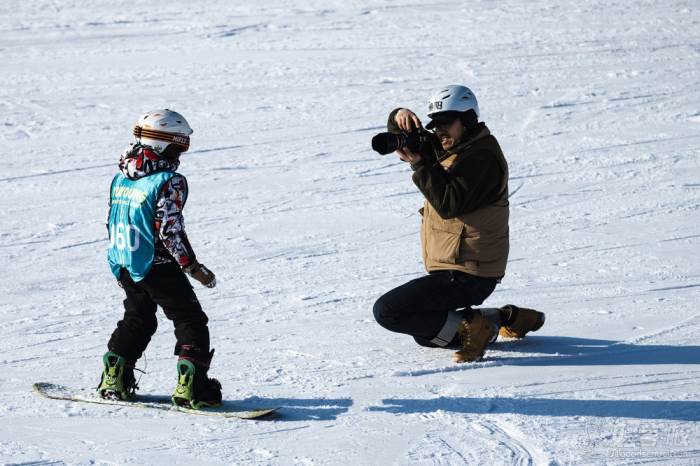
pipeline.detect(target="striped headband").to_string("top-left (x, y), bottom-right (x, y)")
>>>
top-left (133, 126), bottom-right (190, 151)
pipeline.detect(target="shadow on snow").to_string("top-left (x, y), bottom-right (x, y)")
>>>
top-left (368, 397), bottom-right (700, 421)
top-left (397, 336), bottom-right (700, 377)
top-left (123, 394), bottom-right (352, 421)
top-left (495, 335), bottom-right (700, 366)
top-left (237, 396), bottom-right (353, 421)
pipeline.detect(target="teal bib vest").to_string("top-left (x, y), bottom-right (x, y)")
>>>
top-left (107, 170), bottom-right (176, 281)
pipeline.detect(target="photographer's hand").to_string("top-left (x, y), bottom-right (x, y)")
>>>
top-left (394, 108), bottom-right (422, 132)
top-left (393, 109), bottom-right (423, 164)
top-left (397, 147), bottom-right (422, 165)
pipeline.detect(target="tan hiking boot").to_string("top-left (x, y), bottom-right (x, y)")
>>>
top-left (453, 311), bottom-right (499, 363)
top-left (498, 305), bottom-right (545, 339)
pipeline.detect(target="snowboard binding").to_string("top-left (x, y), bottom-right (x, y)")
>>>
top-left (97, 351), bottom-right (137, 401)
top-left (171, 348), bottom-right (222, 410)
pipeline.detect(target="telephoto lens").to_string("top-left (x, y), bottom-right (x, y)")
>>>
top-left (371, 132), bottom-right (407, 155)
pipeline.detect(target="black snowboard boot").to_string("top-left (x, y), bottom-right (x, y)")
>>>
top-left (172, 347), bottom-right (222, 409)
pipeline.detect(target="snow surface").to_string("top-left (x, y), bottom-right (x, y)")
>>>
top-left (1, 0), bottom-right (699, 464)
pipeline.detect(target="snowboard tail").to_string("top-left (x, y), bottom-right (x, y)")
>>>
top-left (33, 382), bottom-right (277, 420)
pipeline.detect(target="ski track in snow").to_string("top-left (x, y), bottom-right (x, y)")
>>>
top-left (1, 0), bottom-right (699, 464)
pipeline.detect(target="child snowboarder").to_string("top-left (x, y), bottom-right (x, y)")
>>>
top-left (98, 109), bottom-right (222, 409)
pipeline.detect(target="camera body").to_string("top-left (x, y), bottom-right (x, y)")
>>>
top-left (371, 128), bottom-right (433, 156)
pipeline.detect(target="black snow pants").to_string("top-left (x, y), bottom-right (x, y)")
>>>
top-left (107, 262), bottom-right (210, 363)
top-left (373, 270), bottom-right (497, 347)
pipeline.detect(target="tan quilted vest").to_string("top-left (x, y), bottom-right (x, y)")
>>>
top-left (420, 134), bottom-right (509, 278)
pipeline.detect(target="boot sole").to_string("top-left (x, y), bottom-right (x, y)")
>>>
top-left (452, 350), bottom-right (485, 363)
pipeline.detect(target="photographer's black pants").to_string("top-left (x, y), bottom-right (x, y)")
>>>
top-left (107, 262), bottom-right (210, 363)
top-left (373, 270), bottom-right (497, 347)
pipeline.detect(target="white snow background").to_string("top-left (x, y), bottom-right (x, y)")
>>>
top-left (1, 0), bottom-right (699, 464)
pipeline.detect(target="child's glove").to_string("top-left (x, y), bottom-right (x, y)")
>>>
top-left (184, 261), bottom-right (216, 288)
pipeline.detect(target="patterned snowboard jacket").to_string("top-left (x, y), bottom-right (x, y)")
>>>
top-left (108, 144), bottom-right (197, 268)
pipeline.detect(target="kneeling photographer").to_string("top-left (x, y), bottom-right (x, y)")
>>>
top-left (371, 85), bottom-right (545, 363)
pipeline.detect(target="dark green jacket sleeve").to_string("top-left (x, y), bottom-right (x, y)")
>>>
top-left (412, 149), bottom-right (504, 219)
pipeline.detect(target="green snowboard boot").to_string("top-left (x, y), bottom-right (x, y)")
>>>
top-left (172, 348), bottom-right (222, 410)
top-left (97, 351), bottom-right (137, 400)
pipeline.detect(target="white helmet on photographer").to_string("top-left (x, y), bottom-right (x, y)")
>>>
top-left (133, 109), bottom-right (193, 154)
top-left (426, 85), bottom-right (479, 130)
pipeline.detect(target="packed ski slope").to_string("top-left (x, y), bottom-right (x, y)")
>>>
top-left (1, 0), bottom-right (699, 464)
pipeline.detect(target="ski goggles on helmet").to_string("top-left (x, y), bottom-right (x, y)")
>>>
top-left (133, 126), bottom-right (190, 152)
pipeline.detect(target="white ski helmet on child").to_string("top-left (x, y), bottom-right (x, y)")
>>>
top-left (133, 109), bottom-right (193, 154)
top-left (426, 85), bottom-right (480, 119)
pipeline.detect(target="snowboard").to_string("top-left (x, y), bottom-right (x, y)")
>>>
top-left (33, 382), bottom-right (278, 420)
